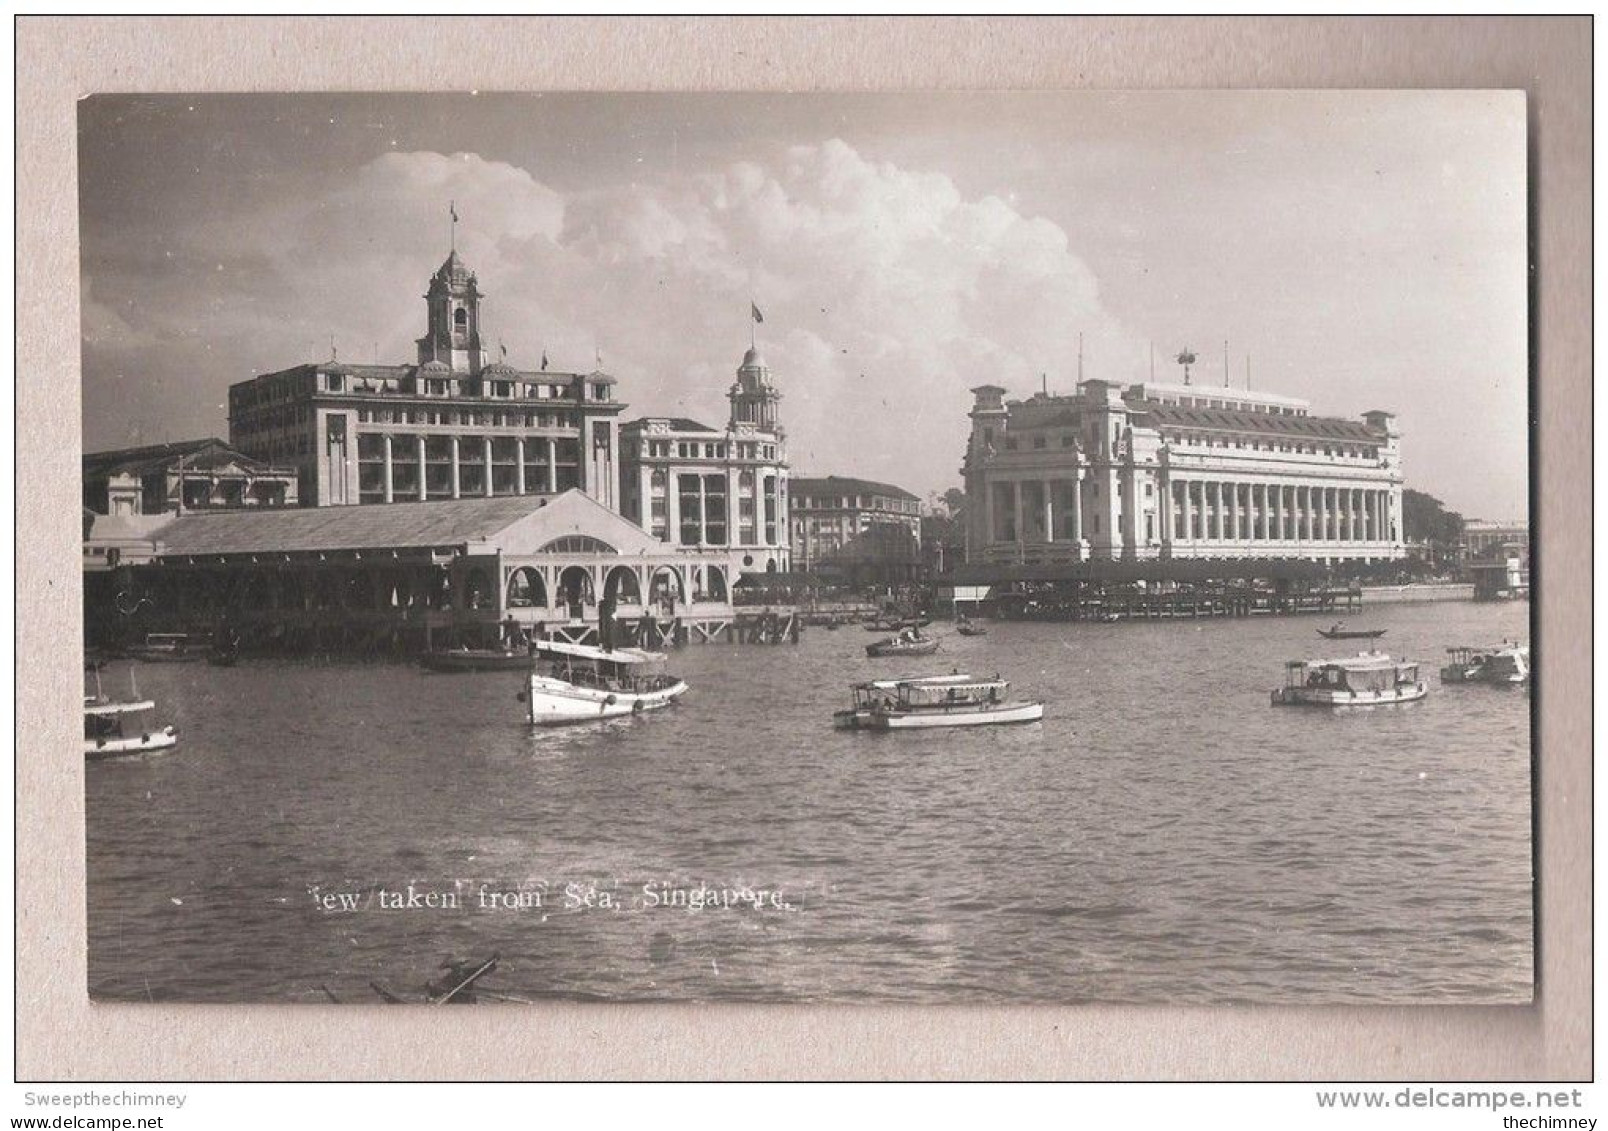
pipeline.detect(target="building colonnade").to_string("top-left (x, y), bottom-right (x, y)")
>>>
top-left (1162, 479), bottom-right (1397, 546)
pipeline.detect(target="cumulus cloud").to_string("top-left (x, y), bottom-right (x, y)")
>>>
top-left (83, 140), bottom-right (1134, 497)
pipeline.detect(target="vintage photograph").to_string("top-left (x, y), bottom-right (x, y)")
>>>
top-left (79, 91), bottom-right (1531, 1005)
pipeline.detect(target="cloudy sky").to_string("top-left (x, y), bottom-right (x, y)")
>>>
top-left (79, 92), bottom-right (1527, 519)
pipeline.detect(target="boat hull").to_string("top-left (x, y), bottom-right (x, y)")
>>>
top-left (1318, 629), bottom-right (1387, 640)
top-left (1271, 681), bottom-right (1428, 707)
top-left (525, 677), bottom-right (688, 726)
top-left (866, 639), bottom-right (940, 657)
top-left (85, 726), bottom-right (178, 758)
top-left (863, 701), bottom-right (1044, 729)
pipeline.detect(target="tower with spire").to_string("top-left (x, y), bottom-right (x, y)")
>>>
top-left (729, 346), bottom-right (783, 433)
top-left (416, 246), bottom-right (488, 376)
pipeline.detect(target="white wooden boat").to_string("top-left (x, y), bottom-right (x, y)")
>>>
top-left (84, 668), bottom-right (177, 758)
top-left (1271, 652), bottom-right (1428, 707)
top-left (1441, 642), bottom-right (1530, 686)
top-left (519, 640), bottom-right (687, 726)
top-left (840, 674), bottom-right (1043, 730)
top-left (834, 673), bottom-right (976, 729)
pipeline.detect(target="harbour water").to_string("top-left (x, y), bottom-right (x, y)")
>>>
top-left (86, 600), bottom-right (1533, 1005)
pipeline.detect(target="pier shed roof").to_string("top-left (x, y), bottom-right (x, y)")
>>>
top-left (151, 490), bottom-right (671, 559)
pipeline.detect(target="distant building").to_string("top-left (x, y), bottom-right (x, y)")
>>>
top-left (227, 246), bottom-right (624, 510)
top-left (1462, 520), bottom-right (1529, 560)
top-left (1462, 519), bottom-right (1530, 600)
top-left (790, 475), bottom-right (922, 586)
top-left (962, 379), bottom-right (1406, 565)
top-left (619, 347), bottom-right (790, 578)
top-left (82, 438), bottom-right (298, 516)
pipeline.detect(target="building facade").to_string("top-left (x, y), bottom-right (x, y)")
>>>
top-left (228, 249), bottom-right (624, 511)
top-left (619, 347), bottom-right (790, 577)
top-left (962, 379), bottom-right (1405, 565)
top-left (83, 438), bottom-right (299, 516)
top-left (790, 475), bottom-right (923, 584)
top-left (83, 490), bottom-right (747, 652)
top-left (1461, 520), bottom-right (1529, 560)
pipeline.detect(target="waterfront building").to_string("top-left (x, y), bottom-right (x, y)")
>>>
top-left (790, 475), bottom-right (923, 586)
top-left (82, 490), bottom-right (745, 652)
top-left (1461, 519), bottom-right (1529, 561)
top-left (619, 347), bottom-right (790, 578)
top-left (1462, 519), bottom-right (1530, 601)
top-left (83, 438), bottom-right (299, 516)
top-left (227, 247), bottom-right (624, 511)
top-left (961, 379), bottom-right (1406, 565)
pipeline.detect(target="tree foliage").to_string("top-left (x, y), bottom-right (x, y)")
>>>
top-left (1402, 488), bottom-right (1464, 546)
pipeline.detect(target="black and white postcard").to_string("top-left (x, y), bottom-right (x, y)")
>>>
top-left (78, 91), bottom-right (1532, 1006)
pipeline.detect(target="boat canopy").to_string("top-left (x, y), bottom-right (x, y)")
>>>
top-left (896, 679), bottom-right (1009, 706)
top-left (535, 639), bottom-right (667, 666)
top-left (83, 699), bottom-right (156, 717)
top-left (852, 674), bottom-right (975, 692)
top-left (1286, 654), bottom-right (1418, 692)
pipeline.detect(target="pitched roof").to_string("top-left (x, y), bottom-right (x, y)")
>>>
top-left (83, 438), bottom-right (283, 479)
top-left (621, 417), bottom-right (721, 434)
top-left (790, 475), bottom-right (920, 502)
top-left (1135, 401), bottom-right (1383, 443)
top-left (154, 494), bottom-right (561, 556)
top-left (149, 489), bottom-right (677, 560)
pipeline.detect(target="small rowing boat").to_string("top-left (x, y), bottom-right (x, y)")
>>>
top-left (1317, 624), bottom-right (1386, 640)
top-left (866, 629), bottom-right (940, 658)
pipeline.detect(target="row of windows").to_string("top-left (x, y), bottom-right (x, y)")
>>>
top-left (1161, 432), bottom-right (1380, 459)
top-left (993, 426), bottom-right (1380, 461)
top-left (1153, 395), bottom-right (1305, 416)
top-left (353, 434), bottom-right (581, 465)
top-left (793, 495), bottom-right (919, 515)
top-left (634, 439), bottom-right (779, 461)
top-left (325, 372), bottom-right (609, 402)
top-left (354, 407), bottom-right (579, 429)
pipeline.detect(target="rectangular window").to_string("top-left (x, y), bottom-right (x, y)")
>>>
top-left (678, 474), bottom-right (703, 546)
top-left (703, 473), bottom-right (728, 545)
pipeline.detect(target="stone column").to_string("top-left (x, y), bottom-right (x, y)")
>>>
top-left (382, 433), bottom-right (394, 504)
top-left (546, 437), bottom-right (558, 493)
top-left (1227, 481), bottom-right (1239, 542)
top-left (1012, 481), bottom-right (1023, 544)
top-left (484, 437), bottom-right (495, 497)
top-left (1042, 480), bottom-right (1055, 542)
top-left (450, 436), bottom-right (462, 499)
top-left (1159, 476), bottom-right (1173, 550)
top-left (980, 477), bottom-right (995, 547)
top-left (1070, 475), bottom-right (1083, 544)
top-left (416, 435), bottom-right (427, 501)
top-left (516, 439), bottom-right (526, 495)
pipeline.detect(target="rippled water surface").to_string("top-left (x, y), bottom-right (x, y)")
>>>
top-left (86, 600), bottom-right (1533, 1004)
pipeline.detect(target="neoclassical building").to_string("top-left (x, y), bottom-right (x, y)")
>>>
top-left (962, 379), bottom-right (1405, 565)
top-left (619, 347), bottom-right (790, 577)
top-left (228, 247), bottom-right (624, 511)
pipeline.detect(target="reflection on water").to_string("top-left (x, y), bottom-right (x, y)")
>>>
top-left (86, 601), bottom-right (1533, 1004)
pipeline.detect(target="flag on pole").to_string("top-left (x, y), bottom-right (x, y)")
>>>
top-left (751, 301), bottom-right (764, 324)
top-left (541, 350), bottom-right (549, 371)
top-left (450, 200), bottom-right (458, 223)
